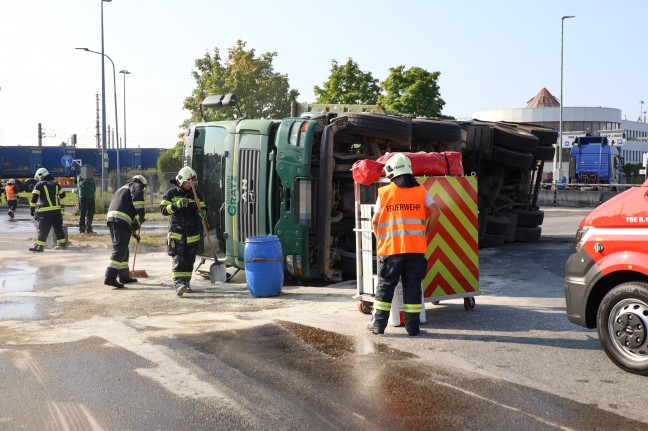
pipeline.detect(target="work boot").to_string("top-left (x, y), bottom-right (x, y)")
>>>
top-left (104, 277), bottom-right (125, 289)
top-left (119, 275), bottom-right (138, 284)
top-left (405, 313), bottom-right (420, 337)
top-left (186, 285), bottom-right (192, 293)
top-left (79, 227), bottom-right (85, 234)
top-left (28, 245), bottom-right (44, 252)
top-left (54, 243), bottom-right (68, 250)
top-left (176, 284), bottom-right (188, 297)
top-left (8, 210), bottom-right (14, 219)
top-left (366, 321), bottom-right (385, 335)
top-left (86, 227), bottom-right (94, 234)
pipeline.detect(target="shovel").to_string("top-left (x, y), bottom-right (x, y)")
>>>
top-left (129, 225), bottom-right (149, 278)
top-left (190, 181), bottom-right (227, 282)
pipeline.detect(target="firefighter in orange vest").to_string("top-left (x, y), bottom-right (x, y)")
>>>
top-left (369, 153), bottom-right (440, 336)
top-left (4, 179), bottom-right (18, 219)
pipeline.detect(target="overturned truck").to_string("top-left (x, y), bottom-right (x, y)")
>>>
top-left (184, 96), bottom-right (556, 283)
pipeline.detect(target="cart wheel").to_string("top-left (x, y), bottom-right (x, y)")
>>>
top-left (464, 297), bottom-right (475, 311)
top-left (358, 301), bottom-right (373, 315)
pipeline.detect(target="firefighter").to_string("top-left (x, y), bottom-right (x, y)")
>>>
top-left (104, 174), bottom-right (147, 289)
top-left (77, 174), bottom-right (96, 233)
top-left (160, 166), bottom-right (207, 297)
top-left (4, 179), bottom-right (18, 219)
top-left (369, 153), bottom-right (441, 336)
top-left (29, 168), bottom-right (68, 252)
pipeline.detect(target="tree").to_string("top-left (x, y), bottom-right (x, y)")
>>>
top-left (314, 58), bottom-right (380, 104)
top-left (378, 66), bottom-right (447, 118)
top-left (182, 40), bottom-right (299, 126)
top-left (158, 141), bottom-right (184, 173)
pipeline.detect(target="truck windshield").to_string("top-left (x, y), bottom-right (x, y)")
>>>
top-left (193, 126), bottom-right (227, 254)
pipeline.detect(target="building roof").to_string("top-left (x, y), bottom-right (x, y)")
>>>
top-left (526, 87), bottom-right (560, 108)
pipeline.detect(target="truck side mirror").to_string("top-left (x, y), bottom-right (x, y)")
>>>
top-left (202, 94), bottom-right (224, 109)
top-left (221, 93), bottom-right (238, 107)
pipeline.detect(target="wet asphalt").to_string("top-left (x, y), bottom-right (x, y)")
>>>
top-left (1, 206), bottom-right (647, 430)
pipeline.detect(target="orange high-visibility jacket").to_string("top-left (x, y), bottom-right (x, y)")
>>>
top-left (5, 184), bottom-right (16, 200)
top-left (375, 183), bottom-right (428, 256)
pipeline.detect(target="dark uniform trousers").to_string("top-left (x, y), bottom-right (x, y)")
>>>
top-left (36, 211), bottom-right (66, 247)
top-left (168, 238), bottom-right (198, 288)
top-left (79, 196), bottom-right (95, 232)
top-left (8, 199), bottom-right (17, 213)
top-left (105, 222), bottom-right (132, 280)
top-left (374, 253), bottom-right (427, 332)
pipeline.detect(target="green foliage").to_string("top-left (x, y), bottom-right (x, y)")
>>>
top-left (182, 40), bottom-right (299, 125)
top-left (378, 66), bottom-right (446, 118)
top-left (314, 58), bottom-right (380, 104)
top-left (158, 141), bottom-right (184, 174)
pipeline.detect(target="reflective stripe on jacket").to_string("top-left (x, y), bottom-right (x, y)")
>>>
top-left (106, 180), bottom-right (146, 227)
top-left (160, 186), bottom-right (205, 244)
top-left (375, 182), bottom-right (428, 256)
top-left (31, 180), bottom-right (65, 212)
top-left (5, 184), bottom-right (16, 200)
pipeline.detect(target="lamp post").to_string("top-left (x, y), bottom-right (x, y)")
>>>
top-left (100, 0), bottom-right (111, 192)
top-left (119, 70), bottom-right (131, 149)
top-left (641, 101), bottom-right (644, 122)
top-left (556, 15), bottom-right (575, 188)
top-left (76, 47), bottom-right (121, 188)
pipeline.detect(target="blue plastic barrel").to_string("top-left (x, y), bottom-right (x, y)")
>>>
top-left (244, 235), bottom-right (284, 297)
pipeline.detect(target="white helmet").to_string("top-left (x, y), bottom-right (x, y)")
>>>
top-left (131, 174), bottom-right (147, 187)
top-left (35, 168), bottom-right (49, 181)
top-left (176, 166), bottom-right (197, 185)
top-left (7, 179), bottom-right (15, 185)
top-left (384, 153), bottom-right (412, 180)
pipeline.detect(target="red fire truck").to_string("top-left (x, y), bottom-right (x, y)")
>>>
top-left (565, 181), bottom-right (648, 375)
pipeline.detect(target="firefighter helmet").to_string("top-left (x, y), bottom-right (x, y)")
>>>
top-left (176, 166), bottom-right (197, 185)
top-left (35, 168), bottom-right (50, 181)
top-left (384, 153), bottom-right (412, 180)
top-left (7, 178), bottom-right (15, 185)
top-left (131, 174), bottom-right (147, 187)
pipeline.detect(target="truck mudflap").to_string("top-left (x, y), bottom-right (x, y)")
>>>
top-left (564, 248), bottom-right (601, 327)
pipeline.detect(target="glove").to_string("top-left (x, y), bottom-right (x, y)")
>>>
top-left (132, 230), bottom-right (141, 243)
top-left (132, 219), bottom-right (140, 232)
top-left (173, 198), bottom-right (189, 210)
top-left (30, 207), bottom-right (35, 217)
top-left (198, 209), bottom-right (207, 220)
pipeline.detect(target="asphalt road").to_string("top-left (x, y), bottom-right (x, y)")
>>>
top-left (1, 206), bottom-right (647, 430)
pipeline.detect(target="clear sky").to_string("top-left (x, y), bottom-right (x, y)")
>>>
top-left (1, 0), bottom-right (646, 150)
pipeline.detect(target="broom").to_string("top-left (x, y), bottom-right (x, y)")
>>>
top-left (129, 225), bottom-right (149, 278)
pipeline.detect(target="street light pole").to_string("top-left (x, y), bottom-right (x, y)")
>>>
top-left (556, 15), bottom-right (575, 188)
top-left (100, 0), bottom-right (111, 192)
top-left (76, 47), bottom-right (120, 188)
top-left (119, 70), bottom-right (131, 149)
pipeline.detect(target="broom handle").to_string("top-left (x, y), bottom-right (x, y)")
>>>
top-left (132, 225), bottom-right (141, 271)
top-left (190, 181), bottom-right (218, 260)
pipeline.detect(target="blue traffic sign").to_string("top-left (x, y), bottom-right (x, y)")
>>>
top-left (61, 155), bottom-right (74, 167)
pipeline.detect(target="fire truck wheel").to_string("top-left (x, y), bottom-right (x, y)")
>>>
top-left (358, 301), bottom-right (373, 315)
top-left (464, 297), bottom-right (475, 311)
top-left (598, 282), bottom-right (648, 376)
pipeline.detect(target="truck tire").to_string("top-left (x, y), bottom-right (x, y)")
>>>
top-left (597, 282), bottom-right (648, 375)
top-left (13, 180), bottom-right (25, 193)
top-left (339, 113), bottom-right (411, 147)
top-left (334, 248), bottom-right (376, 280)
top-left (512, 208), bottom-right (544, 227)
top-left (514, 225), bottom-right (541, 242)
top-left (492, 124), bottom-right (539, 153)
top-left (528, 127), bottom-right (558, 147)
top-left (485, 145), bottom-right (534, 169)
top-left (485, 213), bottom-right (510, 235)
top-left (412, 119), bottom-right (461, 142)
top-left (479, 233), bottom-right (505, 248)
top-left (533, 145), bottom-right (555, 161)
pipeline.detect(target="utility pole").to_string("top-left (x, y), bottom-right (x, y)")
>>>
top-left (96, 92), bottom-right (101, 149)
top-left (107, 125), bottom-right (111, 148)
top-left (38, 123), bottom-right (43, 147)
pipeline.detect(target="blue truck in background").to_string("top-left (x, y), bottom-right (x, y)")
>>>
top-left (0, 146), bottom-right (166, 192)
top-left (568, 136), bottom-right (623, 184)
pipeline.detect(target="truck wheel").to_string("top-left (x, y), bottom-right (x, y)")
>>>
top-left (512, 208), bottom-right (544, 227)
top-left (597, 282), bottom-right (648, 375)
top-left (485, 213), bottom-right (510, 235)
top-left (485, 145), bottom-right (534, 169)
top-left (412, 119), bottom-right (461, 142)
top-left (479, 233), bottom-right (505, 248)
top-left (338, 113), bottom-right (412, 147)
top-left (527, 127), bottom-right (558, 147)
top-left (492, 124), bottom-right (539, 152)
top-left (533, 145), bottom-right (555, 161)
